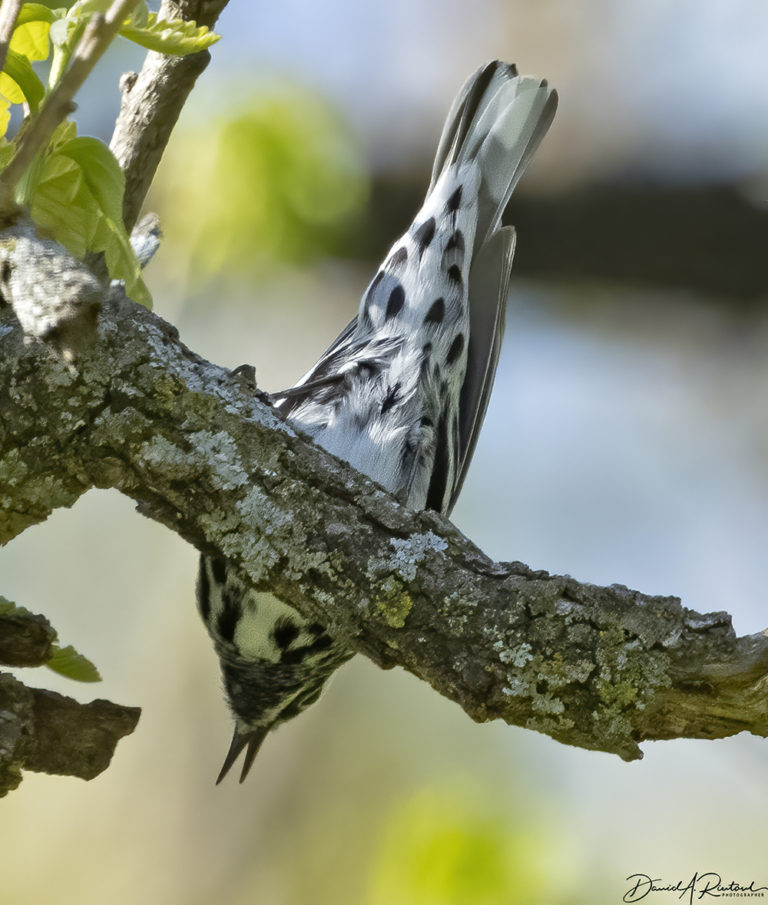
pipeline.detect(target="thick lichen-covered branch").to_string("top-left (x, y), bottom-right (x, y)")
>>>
top-left (0, 0), bottom-right (233, 792)
top-left (1, 227), bottom-right (767, 764)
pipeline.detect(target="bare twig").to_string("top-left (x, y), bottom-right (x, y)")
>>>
top-left (0, 0), bottom-right (23, 75)
top-left (0, 0), bottom-right (141, 216)
top-left (109, 0), bottom-right (230, 232)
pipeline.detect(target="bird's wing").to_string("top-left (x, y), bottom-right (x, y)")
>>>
top-left (448, 225), bottom-right (516, 513)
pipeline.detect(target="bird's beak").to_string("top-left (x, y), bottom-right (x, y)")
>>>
top-left (216, 725), bottom-right (270, 785)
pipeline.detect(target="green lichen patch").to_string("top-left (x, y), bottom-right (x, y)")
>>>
top-left (372, 576), bottom-right (414, 629)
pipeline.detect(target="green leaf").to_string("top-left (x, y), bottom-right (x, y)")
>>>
top-left (119, 12), bottom-right (220, 55)
top-left (0, 72), bottom-right (24, 104)
top-left (0, 597), bottom-right (101, 682)
top-left (46, 643), bottom-right (102, 682)
top-left (67, 0), bottom-right (113, 16)
top-left (25, 0), bottom-right (75, 8)
top-left (0, 596), bottom-right (34, 617)
top-left (29, 127), bottom-right (102, 257)
top-left (16, 4), bottom-right (55, 26)
top-left (0, 99), bottom-right (10, 139)
top-left (127, 0), bottom-right (149, 27)
top-left (0, 48), bottom-right (45, 109)
top-left (10, 20), bottom-right (52, 62)
top-left (54, 136), bottom-right (152, 307)
top-left (0, 139), bottom-right (13, 167)
top-left (24, 133), bottom-right (152, 307)
top-left (30, 155), bottom-right (98, 257)
top-left (11, 5), bottom-right (54, 62)
top-left (57, 136), bottom-right (125, 223)
top-left (97, 216), bottom-right (152, 308)
top-left (48, 117), bottom-right (78, 148)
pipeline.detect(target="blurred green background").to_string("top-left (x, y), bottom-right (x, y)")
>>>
top-left (2, 1), bottom-right (768, 903)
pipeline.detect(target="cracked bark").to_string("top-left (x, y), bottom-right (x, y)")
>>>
top-left (1, 227), bottom-right (767, 771)
top-left (0, 0), bottom-right (233, 789)
top-left (0, 604), bottom-right (140, 796)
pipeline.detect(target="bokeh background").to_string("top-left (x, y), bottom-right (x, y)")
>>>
top-left (2, 1), bottom-right (768, 902)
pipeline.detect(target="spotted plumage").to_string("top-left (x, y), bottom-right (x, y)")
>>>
top-left (197, 61), bottom-right (557, 782)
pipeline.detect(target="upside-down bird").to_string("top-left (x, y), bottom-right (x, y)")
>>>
top-left (197, 61), bottom-right (557, 782)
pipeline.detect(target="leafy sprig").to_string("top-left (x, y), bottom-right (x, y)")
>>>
top-left (0, 0), bottom-right (219, 306)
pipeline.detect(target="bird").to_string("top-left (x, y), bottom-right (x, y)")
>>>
top-left (196, 61), bottom-right (557, 783)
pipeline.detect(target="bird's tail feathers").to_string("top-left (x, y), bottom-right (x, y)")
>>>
top-left (429, 61), bottom-right (557, 243)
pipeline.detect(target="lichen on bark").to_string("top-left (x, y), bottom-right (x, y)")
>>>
top-left (1, 223), bottom-right (767, 782)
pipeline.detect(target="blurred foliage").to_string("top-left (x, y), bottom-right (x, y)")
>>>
top-left (367, 780), bottom-right (561, 905)
top-left (150, 83), bottom-right (369, 285)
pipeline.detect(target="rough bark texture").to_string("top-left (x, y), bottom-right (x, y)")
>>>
top-left (2, 225), bottom-right (767, 768)
top-left (0, 672), bottom-right (141, 796)
top-left (0, 604), bottom-right (140, 795)
top-left (0, 602), bottom-right (56, 666)
top-left (109, 0), bottom-right (230, 233)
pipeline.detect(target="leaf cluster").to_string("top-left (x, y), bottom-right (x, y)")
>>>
top-left (0, 0), bottom-right (219, 306)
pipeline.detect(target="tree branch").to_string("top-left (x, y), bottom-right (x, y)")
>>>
top-left (0, 671), bottom-right (141, 796)
top-left (0, 0), bottom-right (23, 76)
top-left (0, 603), bottom-right (140, 795)
top-left (2, 225), bottom-right (767, 764)
top-left (0, 599), bottom-right (56, 666)
top-left (109, 0), bottom-right (231, 233)
top-left (0, 4), bottom-right (227, 790)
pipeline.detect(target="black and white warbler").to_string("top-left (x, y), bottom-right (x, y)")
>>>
top-left (197, 61), bottom-right (557, 782)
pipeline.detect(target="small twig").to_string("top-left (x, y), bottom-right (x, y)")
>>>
top-left (0, 0), bottom-right (22, 75)
top-left (0, 0), bottom-right (141, 217)
top-left (0, 0), bottom-right (22, 74)
top-left (109, 0), bottom-right (231, 233)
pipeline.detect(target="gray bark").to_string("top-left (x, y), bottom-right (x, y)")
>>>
top-left (110, 0), bottom-right (231, 233)
top-left (0, 603), bottom-right (140, 796)
top-left (2, 225), bottom-right (767, 780)
top-left (1, 0), bottom-right (766, 789)
top-left (0, 669), bottom-right (140, 796)
top-left (0, 0), bottom-right (233, 796)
